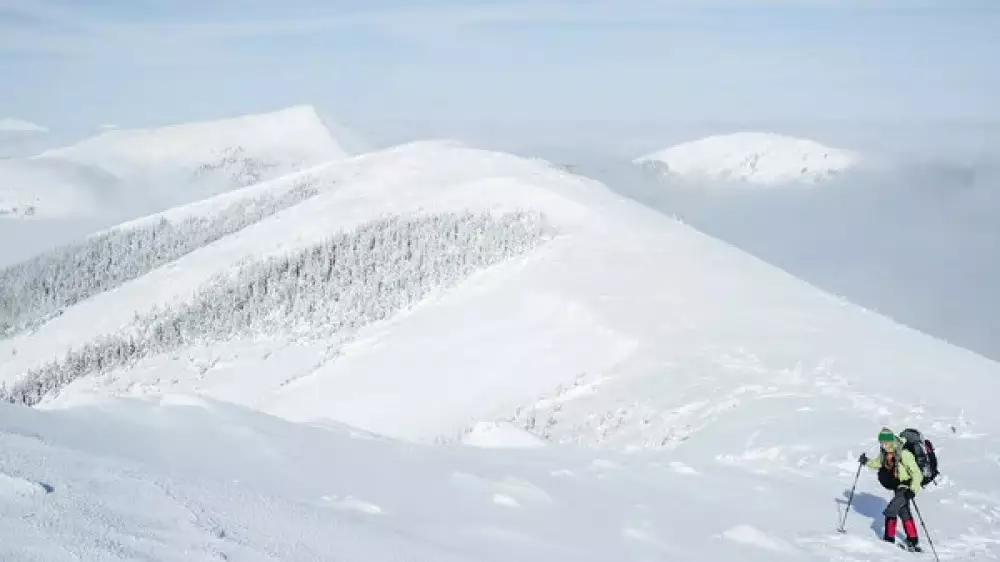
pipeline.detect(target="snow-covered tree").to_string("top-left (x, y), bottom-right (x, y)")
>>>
top-left (0, 180), bottom-right (318, 339)
top-left (2, 211), bottom-right (553, 406)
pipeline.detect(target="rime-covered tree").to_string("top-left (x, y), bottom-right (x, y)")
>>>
top-left (0, 180), bottom-right (318, 339)
top-left (2, 211), bottom-right (552, 407)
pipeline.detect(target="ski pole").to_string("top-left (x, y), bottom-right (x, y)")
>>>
top-left (838, 461), bottom-right (863, 532)
top-left (911, 499), bottom-right (940, 562)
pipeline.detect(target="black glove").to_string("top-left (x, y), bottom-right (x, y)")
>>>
top-left (858, 453), bottom-right (868, 465)
top-left (903, 488), bottom-right (915, 500)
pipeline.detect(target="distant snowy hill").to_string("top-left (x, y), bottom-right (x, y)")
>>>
top-left (38, 105), bottom-right (347, 207)
top-left (636, 132), bottom-right (859, 186)
top-left (0, 105), bottom-right (347, 223)
top-left (1, 140), bottom-right (999, 559)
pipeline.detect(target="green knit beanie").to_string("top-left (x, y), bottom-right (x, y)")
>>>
top-left (877, 428), bottom-right (896, 443)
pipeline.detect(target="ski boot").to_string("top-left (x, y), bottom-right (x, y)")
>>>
top-left (899, 538), bottom-right (923, 553)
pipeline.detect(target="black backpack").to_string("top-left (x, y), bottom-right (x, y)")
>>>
top-left (899, 428), bottom-right (940, 486)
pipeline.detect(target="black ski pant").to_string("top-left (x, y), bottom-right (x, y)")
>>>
top-left (884, 487), bottom-right (913, 521)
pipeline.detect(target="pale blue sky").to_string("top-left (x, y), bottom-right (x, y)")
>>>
top-left (2, 0), bottom-right (998, 135)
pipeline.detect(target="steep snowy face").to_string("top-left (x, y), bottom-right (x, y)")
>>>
top-left (636, 132), bottom-right (858, 185)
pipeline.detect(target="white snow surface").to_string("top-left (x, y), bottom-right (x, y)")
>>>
top-left (0, 105), bottom-right (348, 220)
top-left (0, 118), bottom-right (47, 133)
top-left (4, 388), bottom-right (1000, 561)
top-left (461, 421), bottom-right (548, 449)
top-left (40, 105), bottom-right (346, 183)
top-left (636, 132), bottom-right (859, 185)
top-left (4, 141), bottom-right (999, 437)
top-left (2, 140), bottom-right (1000, 560)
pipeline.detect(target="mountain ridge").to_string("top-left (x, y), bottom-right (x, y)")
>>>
top-left (1, 136), bottom-right (999, 560)
top-left (0, 105), bottom-right (348, 222)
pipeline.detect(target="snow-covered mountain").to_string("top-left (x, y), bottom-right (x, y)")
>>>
top-left (1, 140), bottom-right (998, 560)
top-left (40, 105), bottom-right (344, 186)
top-left (0, 105), bottom-right (348, 222)
top-left (636, 132), bottom-right (859, 186)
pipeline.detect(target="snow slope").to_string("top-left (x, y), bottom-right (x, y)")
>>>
top-left (0, 138), bottom-right (995, 438)
top-left (3, 389), bottom-right (999, 561)
top-left (636, 132), bottom-right (859, 185)
top-left (40, 105), bottom-right (346, 189)
top-left (0, 105), bottom-right (347, 221)
top-left (1, 140), bottom-right (999, 559)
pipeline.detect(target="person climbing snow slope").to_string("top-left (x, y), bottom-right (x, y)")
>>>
top-left (859, 427), bottom-right (923, 551)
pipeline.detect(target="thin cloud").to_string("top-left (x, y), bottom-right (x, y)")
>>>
top-left (2, 0), bottom-right (959, 55)
top-left (0, 118), bottom-right (48, 132)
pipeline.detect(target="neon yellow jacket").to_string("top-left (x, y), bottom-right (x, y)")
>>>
top-left (866, 445), bottom-right (923, 494)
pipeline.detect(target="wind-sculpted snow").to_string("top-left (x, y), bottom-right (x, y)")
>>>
top-left (0, 180), bottom-right (319, 340)
top-left (2, 212), bottom-right (550, 405)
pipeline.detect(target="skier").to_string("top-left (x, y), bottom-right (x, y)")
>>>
top-left (859, 427), bottom-right (923, 551)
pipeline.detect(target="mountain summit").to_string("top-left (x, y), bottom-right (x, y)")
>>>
top-left (1, 105), bottom-right (348, 220)
top-left (636, 132), bottom-right (858, 186)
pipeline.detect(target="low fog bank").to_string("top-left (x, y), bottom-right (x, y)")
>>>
top-left (0, 216), bottom-right (125, 268)
top-left (570, 148), bottom-right (1000, 363)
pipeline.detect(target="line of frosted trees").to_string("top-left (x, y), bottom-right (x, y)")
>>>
top-left (2, 211), bottom-right (552, 406)
top-left (193, 146), bottom-right (281, 187)
top-left (0, 181), bottom-right (318, 339)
